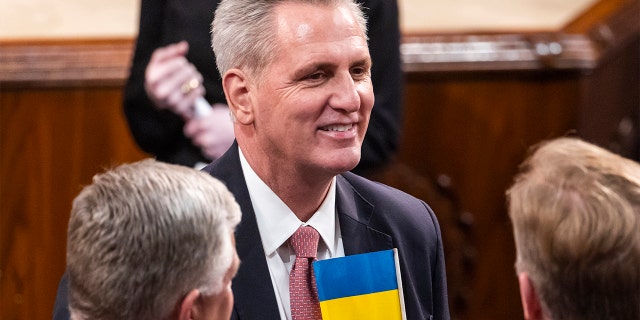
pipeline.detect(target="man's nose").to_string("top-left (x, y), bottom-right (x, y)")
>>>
top-left (328, 73), bottom-right (361, 113)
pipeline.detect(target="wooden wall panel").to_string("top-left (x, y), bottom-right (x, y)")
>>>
top-left (398, 73), bottom-right (582, 319)
top-left (0, 87), bottom-right (148, 319)
top-left (392, 1), bottom-right (638, 318)
top-left (578, 36), bottom-right (640, 158)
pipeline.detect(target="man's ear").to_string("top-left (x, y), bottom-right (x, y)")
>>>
top-left (518, 272), bottom-right (544, 320)
top-left (177, 289), bottom-right (201, 320)
top-left (223, 69), bottom-right (254, 125)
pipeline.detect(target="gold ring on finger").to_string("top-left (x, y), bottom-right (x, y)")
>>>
top-left (181, 78), bottom-right (200, 94)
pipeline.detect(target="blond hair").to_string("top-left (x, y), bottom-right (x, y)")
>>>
top-left (507, 137), bottom-right (640, 319)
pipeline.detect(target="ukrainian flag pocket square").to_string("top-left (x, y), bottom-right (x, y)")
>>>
top-left (313, 248), bottom-right (406, 320)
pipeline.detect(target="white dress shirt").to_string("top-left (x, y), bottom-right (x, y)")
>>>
top-left (239, 148), bottom-right (345, 320)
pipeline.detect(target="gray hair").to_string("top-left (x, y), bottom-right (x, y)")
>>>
top-left (67, 159), bottom-right (241, 320)
top-left (507, 137), bottom-right (640, 320)
top-left (211, 0), bottom-right (368, 82)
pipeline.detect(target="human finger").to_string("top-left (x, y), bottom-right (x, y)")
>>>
top-left (148, 41), bottom-right (188, 65)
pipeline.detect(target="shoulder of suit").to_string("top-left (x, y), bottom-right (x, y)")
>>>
top-left (338, 172), bottom-right (439, 235)
top-left (338, 171), bottom-right (424, 205)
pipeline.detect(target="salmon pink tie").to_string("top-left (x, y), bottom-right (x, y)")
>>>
top-left (289, 225), bottom-right (322, 320)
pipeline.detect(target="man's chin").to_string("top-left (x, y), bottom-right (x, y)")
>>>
top-left (323, 154), bottom-right (361, 174)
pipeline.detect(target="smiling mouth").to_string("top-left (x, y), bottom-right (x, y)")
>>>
top-left (320, 124), bottom-right (354, 132)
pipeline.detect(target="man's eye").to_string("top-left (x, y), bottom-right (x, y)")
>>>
top-left (306, 72), bottom-right (325, 80)
top-left (351, 67), bottom-right (368, 79)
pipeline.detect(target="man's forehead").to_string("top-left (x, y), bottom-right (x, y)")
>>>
top-left (294, 23), bottom-right (313, 40)
top-left (262, 1), bottom-right (370, 74)
top-left (273, 2), bottom-right (364, 41)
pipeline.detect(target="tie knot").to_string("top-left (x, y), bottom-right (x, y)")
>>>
top-left (290, 226), bottom-right (319, 258)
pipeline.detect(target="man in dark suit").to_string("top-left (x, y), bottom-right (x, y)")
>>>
top-left (208, 0), bottom-right (448, 318)
top-left (205, 144), bottom-right (449, 319)
top-left (54, 0), bottom-right (448, 319)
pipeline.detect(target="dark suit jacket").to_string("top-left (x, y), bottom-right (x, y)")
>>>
top-left (53, 144), bottom-right (450, 320)
top-left (123, 0), bottom-right (403, 174)
top-left (203, 145), bottom-right (450, 320)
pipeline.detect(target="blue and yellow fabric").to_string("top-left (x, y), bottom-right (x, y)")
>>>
top-left (313, 249), bottom-right (406, 320)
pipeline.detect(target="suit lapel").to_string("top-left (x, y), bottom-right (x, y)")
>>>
top-left (205, 143), bottom-right (280, 319)
top-left (335, 175), bottom-right (393, 255)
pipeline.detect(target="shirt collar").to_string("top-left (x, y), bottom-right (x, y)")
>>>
top-left (238, 147), bottom-right (338, 257)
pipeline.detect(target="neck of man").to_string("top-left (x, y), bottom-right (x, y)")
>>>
top-left (240, 143), bottom-right (334, 222)
top-left (270, 176), bottom-right (332, 222)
